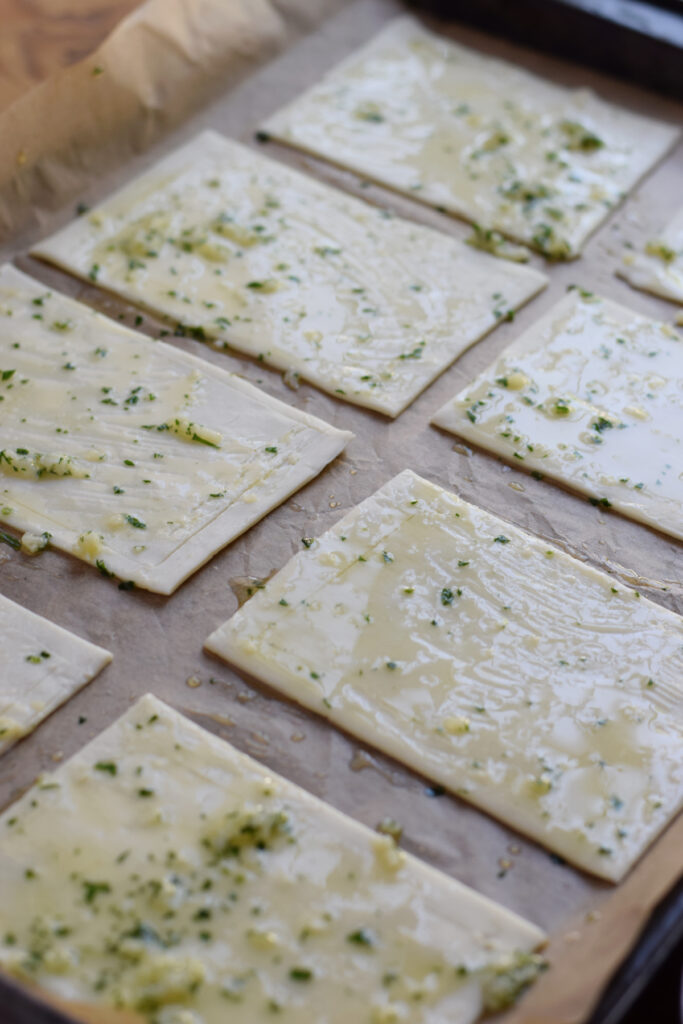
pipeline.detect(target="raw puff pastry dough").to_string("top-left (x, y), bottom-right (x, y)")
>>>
top-left (618, 205), bottom-right (683, 305)
top-left (0, 694), bottom-right (544, 1024)
top-left (432, 290), bottom-right (683, 541)
top-left (262, 16), bottom-right (679, 258)
top-left (0, 593), bottom-right (110, 755)
top-left (32, 131), bottom-right (546, 417)
top-left (207, 470), bottom-right (683, 882)
top-left (0, 265), bottom-right (351, 594)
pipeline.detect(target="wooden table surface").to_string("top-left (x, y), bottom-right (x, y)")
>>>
top-left (0, 0), bottom-right (142, 112)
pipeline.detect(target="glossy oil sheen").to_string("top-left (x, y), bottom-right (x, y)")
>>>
top-left (263, 17), bottom-right (678, 257)
top-left (32, 131), bottom-right (546, 416)
top-left (0, 695), bottom-right (544, 1024)
top-left (207, 471), bottom-right (683, 882)
top-left (0, 594), bottom-right (110, 755)
top-left (433, 291), bottom-right (683, 541)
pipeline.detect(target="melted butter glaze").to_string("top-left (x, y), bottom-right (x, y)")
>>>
top-left (207, 471), bottom-right (683, 882)
top-left (33, 132), bottom-right (545, 417)
top-left (0, 265), bottom-right (350, 593)
top-left (0, 695), bottom-right (543, 1023)
top-left (262, 17), bottom-right (678, 258)
top-left (433, 291), bottom-right (683, 541)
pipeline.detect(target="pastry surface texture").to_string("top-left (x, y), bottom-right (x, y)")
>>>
top-left (0, 264), bottom-right (351, 593)
top-left (618, 205), bottom-right (683, 305)
top-left (33, 131), bottom-right (546, 416)
top-left (0, 693), bottom-right (544, 1023)
top-left (0, 593), bottom-right (111, 755)
top-left (432, 291), bottom-right (683, 540)
top-left (262, 16), bottom-right (678, 257)
top-left (207, 470), bottom-right (683, 881)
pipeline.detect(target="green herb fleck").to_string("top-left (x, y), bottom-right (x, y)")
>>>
top-left (347, 928), bottom-right (375, 947)
top-left (125, 514), bottom-right (147, 529)
top-left (82, 880), bottom-right (111, 903)
top-left (289, 968), bottom-right (313, 982)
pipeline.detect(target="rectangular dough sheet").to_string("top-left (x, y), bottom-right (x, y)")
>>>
top-left (206, 470), bottom-right (683, 882)
top-left (261, 16), bottom-right (679, 259)
top-left (32, 131), bottom-right (546, 417)
top-left (0, 593), bottom-right (111, 755)
top-left (0, 264), bottom-right (351, 594)
top-left (618, 205), bottom-right (683, 305)
top-left (432, 290), bottom-right (682, 540)
top-left (0, 693), bottom-right (544, 1024)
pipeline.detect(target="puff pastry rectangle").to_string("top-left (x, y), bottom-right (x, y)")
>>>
top-left (0, 264), bottom-right (351, 593)
top-left (618, 206), bottom-right (683, 305)
top-left (32, 131), bottom-right (546, 416)
top-left (207, 470), bottom-right (683, 881)
top-left (0, 593), bottom-right (110, 755)
top-left (0, 693), bottom-right (544, 1023)
top-left (432, 290), bottom-right (683, 540)
top-left (262, 17), bottom-right (678, 258)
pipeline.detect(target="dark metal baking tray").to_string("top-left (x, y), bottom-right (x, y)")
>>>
top-left (412, 0), bottom-right (683, 99)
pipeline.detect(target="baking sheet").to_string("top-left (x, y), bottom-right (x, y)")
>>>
top-left (0, 1), bottom-right (681, 1022)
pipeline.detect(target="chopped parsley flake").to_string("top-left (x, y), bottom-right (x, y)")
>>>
top-left (346, 928), bottom-right (375, 947)
top-left (124, 514), bottom-right (147, 529)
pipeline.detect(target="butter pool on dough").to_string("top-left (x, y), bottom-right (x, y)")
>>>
top-left (0, 264), bottom-right (351, 594)
top-left (206, 470), bottom-right (683, 883)
top-left (432, 290), bottom-right (682, 541)
top-left (261, 16), bottom-right (679, 259)
top-left (31, 131), bottom-right (546, 417)
top-left (618, 206), bottom-right (683, 305)
top-left (0, 593), bottom-right (110, 756)
top-left (0, 694), bottom-right (544, 1024)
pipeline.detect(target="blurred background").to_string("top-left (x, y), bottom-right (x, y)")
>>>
top-left (0, 0), bottom-right (681, 114)
top-left (418, 0), bottom-right (683, 99)
top-left (0, 0), bottom-right (140, 111)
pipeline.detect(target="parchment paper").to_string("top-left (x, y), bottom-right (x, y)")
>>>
top-left (0, 2), bottom-right (681, 1022)
top-left (0, 0), bottom-right (346, 240)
